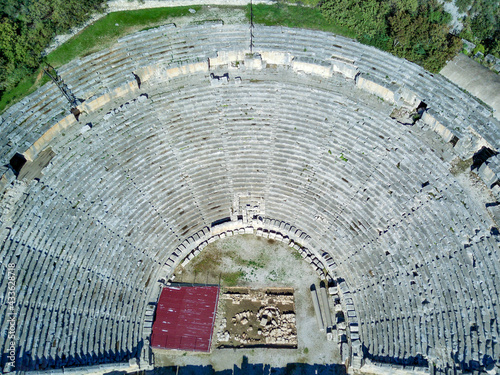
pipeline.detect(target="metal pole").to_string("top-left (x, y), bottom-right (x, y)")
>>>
top-left (43, 64), bottom-right (80, 109)
top-left (250, 0), bottom-right (254, 53)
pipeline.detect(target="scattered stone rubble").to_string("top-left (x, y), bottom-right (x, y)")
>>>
top-left (216, 289), bottom-right (297, 348)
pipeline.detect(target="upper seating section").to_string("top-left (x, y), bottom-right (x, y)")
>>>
top-left (1, 23), bottom-right (499, 175)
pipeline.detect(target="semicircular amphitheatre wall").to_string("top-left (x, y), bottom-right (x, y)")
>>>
top-left (0, 22), bottom-right (499, 374)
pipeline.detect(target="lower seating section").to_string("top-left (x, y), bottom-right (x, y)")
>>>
top-left (0, 24), bottom-right (499, 374)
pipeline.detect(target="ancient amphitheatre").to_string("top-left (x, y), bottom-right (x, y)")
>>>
top-left (0, 0), bottom-right (499, 374)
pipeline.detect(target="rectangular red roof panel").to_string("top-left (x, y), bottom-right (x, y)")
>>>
top-left (151, 285), bottom-right (220, 352)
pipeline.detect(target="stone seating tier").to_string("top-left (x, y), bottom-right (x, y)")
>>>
top-left (0, 24), bottom-right (499, 374)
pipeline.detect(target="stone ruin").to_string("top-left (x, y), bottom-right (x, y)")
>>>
top-left (216, 289), bottom-right (297, 348)
top-left (0, 21), bottom-right (498, 375)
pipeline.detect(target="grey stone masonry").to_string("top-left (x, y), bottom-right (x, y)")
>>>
top-left (0, 23), bottom-right (498, 375)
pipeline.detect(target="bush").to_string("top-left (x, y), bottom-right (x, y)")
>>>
top-left (456, 0), bottom-right (473, 13)
top-left (473, 43), bottom-right (486, 55)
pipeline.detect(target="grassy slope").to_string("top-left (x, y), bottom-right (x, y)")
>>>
top-left (0, 6), bottom-right (200, 114)
top-left (249, 3), bottom-right (357, 38)
top-left (46, 7), bottom-right (200, 68)
top-left (0, 70), bottom-right (46, 114)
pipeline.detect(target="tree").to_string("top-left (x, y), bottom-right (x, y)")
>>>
top-left (391, 0), bottom-right (419, 14)
top-left (0, 0), bottom-right (106, 96)
top-left (0, 18), bottom-right (17, 63)
top-left (470, 12), bottom-right (495, 40)
top-left (388, 1), bottom-right (462, 72)
top-left (455, 0), bottom-right (473, 14)
top-left (320, 0), bottom-right (390, 38)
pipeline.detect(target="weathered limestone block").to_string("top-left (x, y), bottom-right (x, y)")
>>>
top-left (18, 147), bottom-right (55, 181)
top-left (136, 65), bottom-right (157, 83)
top-left (209, 51), bottom-right (247, 68)
top-left (260, 51), bottom-right (292, 66)
top-left (454, 127), bottom-right (492, 160)
top-left (0, 168), bottom-right (15, 195)
top-left (23, 114), bottom-right (76, 162)
top-left (244, 53), bottom-right (264, 70)
top-left (356, 74), bottom-right (399, 103)
top-left (330, 56), bottom-right (358, 80)
top-left (180, 61), bottom-right (208, 75)
top-left (166, 62), bottom-right (208, 79)
top-left (291, 57), bottom-right (332, 78)
top-left (487, 204), bottom-right (500, 223)
top-left (398, 86), bottom-right (421, 108)
top-left (421, 109), bottom-right (459, 144)
top-left (478, 155), bottom-right (500, 188)
top-left (80, 92), bottom-right (113, 113)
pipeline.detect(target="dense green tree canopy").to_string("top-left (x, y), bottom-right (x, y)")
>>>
top-left (0, 0), bottom-right (105, 93)
top-left (319, 0), bottom-right (391, 37)
top-left (458, 0), bottom-right (500, 60)
top-left (320, 0), bottom-right (462, 72)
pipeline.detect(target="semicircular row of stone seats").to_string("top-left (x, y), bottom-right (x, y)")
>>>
top-left (1, 23), bottom-right (499, 180)
top-left (0, 21), bottom-right (248, 180)
top-left (145, 70), bottom-right (499, 370)
top-left (251, 26), bottom-right (500, 151)
top-left (0, 179), bottom-right (151, 370)
top-left (0, 84), bottom-right (67, 179)
top-left (2, 59), bottom-right (498, 372)
top-left (53, 22), bottom-right (230, 101)
top-left (0, 23), bottom-right (499, 373)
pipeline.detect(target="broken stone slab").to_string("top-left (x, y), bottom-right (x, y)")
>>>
top-left (356, 73), bottom-right (400, 104)
top-left (421, 109), bottom-right (459, 145)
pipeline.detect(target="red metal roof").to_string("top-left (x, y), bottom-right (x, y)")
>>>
top-left (151, 285), bottom-right (220, 352)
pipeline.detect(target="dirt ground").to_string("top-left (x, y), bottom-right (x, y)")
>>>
top-left (216, 287), bottom-right (297, 348)
top-left (154, 235), bottom-right (342, 371)
top-left (173, 235), bottom-right (310, 287)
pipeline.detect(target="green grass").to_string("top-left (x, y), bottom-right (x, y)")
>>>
top-left (285, 0), bottom-right (321, 7)
top-left (248, 3), bottom-right (356, 38)
top-left (46, 7), bottom-right (201, 67)
top-left (0, 71), bottom-right (41, 113)
top-left (222, 270), bottom-right (246, 286)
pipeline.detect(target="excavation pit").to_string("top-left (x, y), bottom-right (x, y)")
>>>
top-left (215, 287), bottom-right (297, 349)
